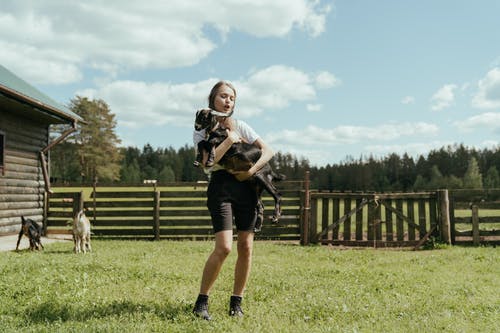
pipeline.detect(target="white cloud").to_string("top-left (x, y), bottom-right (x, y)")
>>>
top-left (365, 141), bottom-right (452, 159)
top-left (472, 68), bottom-right (500, 109)
top-left (77, 65), bottom-right (336, 128)
top-left (237, 65), bottom-right (319, 116)
top-left (315, 71), bottom-right (341, 89)
top-left (480, 140), bottom-right (499, 149)
top-left (0, 0), bottom-right (331, 84)
top-left (264, 122), bottom-right (439, 147)
top-left (430, 84), bottom-right (457, 111)
top-left (307, 104), bottom-right (322, 112)
top-left (401, 96), bottom-right (415, 104)
top-left (453, 112), bottom-right (500, 132)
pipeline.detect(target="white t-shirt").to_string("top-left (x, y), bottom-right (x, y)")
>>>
top-left (193, 119), bottom-right (260, 172)
top-left (193, 119), bottom-right (260, 148)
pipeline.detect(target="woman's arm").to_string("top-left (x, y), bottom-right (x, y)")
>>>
top-left (213, 129), bottom-right (240, 164)
top-left (233, 137), bottom-right (274, 181)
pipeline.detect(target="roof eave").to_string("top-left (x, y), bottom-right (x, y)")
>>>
top-left (0, 84), bottom-right (83, 124)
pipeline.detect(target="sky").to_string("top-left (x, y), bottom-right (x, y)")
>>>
top-left (1, 0), bottom-right (500, 167)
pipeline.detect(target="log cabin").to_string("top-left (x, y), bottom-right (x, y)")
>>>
top-left (0, 65), bottom-right (83, 235)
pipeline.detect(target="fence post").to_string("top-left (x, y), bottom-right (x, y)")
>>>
top-left (78, 191), bottom-right (84, 212)
top-left (72, 191), bottom-right (84, 218)
top-left (153, 190), bottom-right (160, 241)
top-left (471, 204), bottom-right (480, 246)
top-left (42, 191), bottom-right (48, 236)
top-left (437, 189), bottom-right (451, 245)
top-left (93, 178), bottom-right (97, 224)
top-left (300, 171), bottom-right (310, 246)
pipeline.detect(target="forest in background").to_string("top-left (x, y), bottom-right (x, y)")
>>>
top-left (50, 97), bottom-right (500, 191)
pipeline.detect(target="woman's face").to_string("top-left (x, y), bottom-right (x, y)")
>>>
top-left (213, 85), bottom-right (235, 115)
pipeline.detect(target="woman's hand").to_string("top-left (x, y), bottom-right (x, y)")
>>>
top-left (226, 129), bottom-right (241, 144)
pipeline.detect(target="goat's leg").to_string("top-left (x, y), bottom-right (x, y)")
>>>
top-left (74, 237), bottom-right (80, 253)
top-left (86, 233), bottom-right (92, 252)
top-left (254, 199), bottom-right (265, 232)
top-left (205, 146), bottom-right (215, 167)
top-left (16, 229), bottom-right (23, 251)
top-left (29, 238), bottom-right (35, 251)
top-left (254, 172), bottom-right (282, 223)
top-left (80, 238), bottom-right (86, 254)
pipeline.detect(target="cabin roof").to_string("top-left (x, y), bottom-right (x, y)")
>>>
top-left (0, 65), bottom-right (82, 124)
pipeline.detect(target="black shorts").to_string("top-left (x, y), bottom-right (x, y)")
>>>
top-left (207, 170), bottom-right (258, 233)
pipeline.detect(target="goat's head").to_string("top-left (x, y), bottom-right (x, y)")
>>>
top-left (194, 108), bottom-right (217, 131)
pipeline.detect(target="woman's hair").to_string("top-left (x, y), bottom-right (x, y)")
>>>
top-left (208, 81), bottom-right (236, 110)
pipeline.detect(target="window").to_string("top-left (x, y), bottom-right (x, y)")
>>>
top-left (0, 130), bottom-right (4, 175)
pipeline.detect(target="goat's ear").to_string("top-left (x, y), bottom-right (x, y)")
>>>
top-left (21, 216), bottom-right (26, 223)
top-left (195, 110), bottom-right (201, 118)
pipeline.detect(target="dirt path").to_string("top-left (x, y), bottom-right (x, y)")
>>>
top-left (0, 234), bottom-right (72, 252)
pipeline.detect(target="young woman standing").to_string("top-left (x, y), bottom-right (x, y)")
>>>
top-left (192, 81), bottom-right (274, 320)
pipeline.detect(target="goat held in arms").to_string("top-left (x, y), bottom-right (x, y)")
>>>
top-left (207, 127), bottom-right (286, 231)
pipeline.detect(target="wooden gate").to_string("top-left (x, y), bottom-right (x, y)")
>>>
top-left (307, 191), bottom-right (443, 248)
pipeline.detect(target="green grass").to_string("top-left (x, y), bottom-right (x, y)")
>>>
top-left (1, 241), bottom-right (499, 333)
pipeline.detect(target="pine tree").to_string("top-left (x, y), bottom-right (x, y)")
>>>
top-left (428, 165), bottom-right (445, 189)
top-left (121, 159), bottom-right (141, 183)
top-left (484, 166), bottom-right (499, 188)
top-left (413, 174), bottom-right (427, 190)
top-left (158, 165), bottom-right (175, 182)
top-left (70, 96), bottom-right (122, 182)
top-left (463, 157), bottom-right (483, 189)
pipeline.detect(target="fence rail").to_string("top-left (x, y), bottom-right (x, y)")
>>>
top-left (45, 180), bottom-right (500, 246)
top-left (449, 189), bottom-right (500, 246)
top-left (46, 182), bottom-right (303, 241)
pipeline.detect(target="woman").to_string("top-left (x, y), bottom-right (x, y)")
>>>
top-left (192, 81), bottom-right (274, 320)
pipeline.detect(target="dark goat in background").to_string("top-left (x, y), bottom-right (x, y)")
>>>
top-left (16, 216), bottom-right (44, 251)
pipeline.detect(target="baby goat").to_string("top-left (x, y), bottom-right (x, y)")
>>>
top-left (73, 210), bottom-right (91, 253)
top-left (16, 216), bottom-right (44, 251)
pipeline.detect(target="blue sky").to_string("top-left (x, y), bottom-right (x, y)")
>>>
top-left (1, 0), bottom-right (499, 166)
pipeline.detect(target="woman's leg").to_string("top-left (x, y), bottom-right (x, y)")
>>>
top-left (199, 229), bottom-right (233, 295)
top-left (233, 231), bottom-right (254, 296)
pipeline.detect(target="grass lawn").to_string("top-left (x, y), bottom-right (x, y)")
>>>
top-left (1, 241), bottom-right (498, 333)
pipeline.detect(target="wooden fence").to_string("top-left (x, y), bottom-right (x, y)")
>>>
top-left (449, 189), bottom-right (500, 246)
top-left (45, 181), bottom-right (500, 246)
top-left (46, 181), bottom-right (304, 241)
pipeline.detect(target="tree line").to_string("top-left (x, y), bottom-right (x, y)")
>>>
top-left (50, 97), bottom-right (500, 191)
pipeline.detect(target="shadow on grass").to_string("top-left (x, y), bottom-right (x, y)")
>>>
top-left (26, 299), bottom-right (191, 323)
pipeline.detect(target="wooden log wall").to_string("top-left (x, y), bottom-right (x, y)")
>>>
top-left (0, 111), bottom-right (48, 234)
top-left (449, 189), bottom-right (500, 245)
top-left (46, 182), bottom-right (303, 241)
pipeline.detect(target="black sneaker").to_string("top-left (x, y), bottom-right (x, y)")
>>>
top-left (229, 296), bottom-right (244, 317)
top-left (193, 301), bottom-right (211, 321)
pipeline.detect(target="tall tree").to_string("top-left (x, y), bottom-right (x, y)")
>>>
top-left (463, 157), bottom-right (483, 189)
top-left (70, 96), bottom-right (122, 182)
top-left (483, 166), bottom-right (499, 189)
top-left (49, 140), bottom-right (81, 183)
top-left (428, 165), bottom-right (445, 189)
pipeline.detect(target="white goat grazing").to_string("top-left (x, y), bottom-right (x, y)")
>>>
top-left (73, 210), bottom-right (91, 253)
